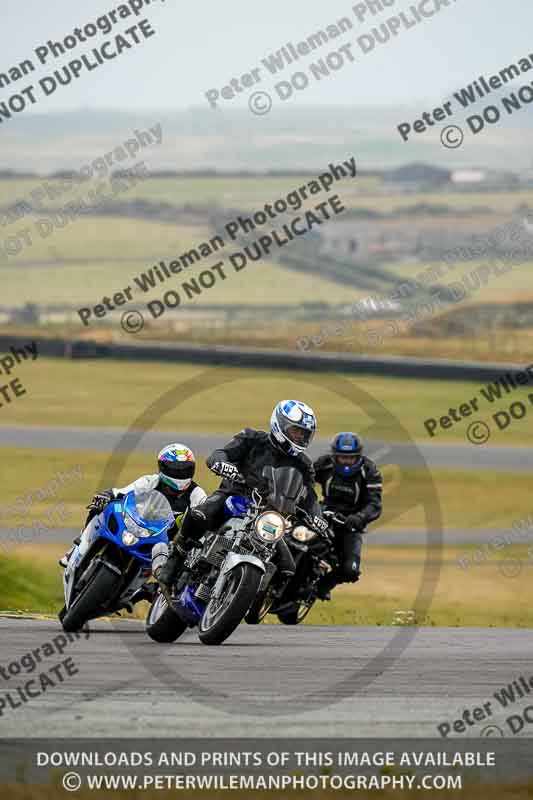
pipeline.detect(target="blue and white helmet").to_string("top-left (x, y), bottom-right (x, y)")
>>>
top-left (157, 443), bottom-right (195, 491)
top-left (270, 400), bottom-right (316, 456)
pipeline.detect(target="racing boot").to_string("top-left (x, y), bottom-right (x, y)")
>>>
top-left (58, 536), bottom-right (80, 568)
top-left (156, 533), bottom-right (188, 589)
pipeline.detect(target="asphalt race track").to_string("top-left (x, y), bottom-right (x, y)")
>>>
top-left (0, 618), bottom-right (530, 738)
top-left (1, 426), bottom-right (531, 471)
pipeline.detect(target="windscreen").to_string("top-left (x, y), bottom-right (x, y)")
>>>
top-left (262, 466), bottom-right (305, 516)
top-left (124, 489), bottom-right (174, 534)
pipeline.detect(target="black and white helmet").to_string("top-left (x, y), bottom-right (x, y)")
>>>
top-left (270, 400), bottom-right (316, 456)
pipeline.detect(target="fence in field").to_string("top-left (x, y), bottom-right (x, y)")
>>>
top-left (0, 335), bottom-right (526, 383)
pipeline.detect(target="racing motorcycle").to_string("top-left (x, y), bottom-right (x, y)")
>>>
top-left (245, 510), bottom-right (338, 625)
top-left (145, 465), bottom-right (308, 646)
top-left (59, 488), bottom-right (175, 633)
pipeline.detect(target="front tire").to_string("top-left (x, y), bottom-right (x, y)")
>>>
top-left (199, 564), bottom-right (262, 645)
top-left (61, 564), bottom-right (119, 632)
top-left (145, 591), bottom-right (187, 643)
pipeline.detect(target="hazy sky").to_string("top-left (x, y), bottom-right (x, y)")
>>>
top-left (1, 0), bottom-right (532, 114)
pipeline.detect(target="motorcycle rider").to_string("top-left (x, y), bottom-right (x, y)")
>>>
top-left (157, 400), bottom-right (329, 589)
top-left (59, 444), bottom-right (207, 600)
top-left (313, 432), bottom-right (383, 599)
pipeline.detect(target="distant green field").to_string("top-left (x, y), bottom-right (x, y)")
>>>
top-left (2, 174), bottom-right (532, 309)
top-left (4, 357), bottom-right (533, 447)
top-left (387, 256), bottom-right (533, 305)
top-left (0, 216), bottom-right (370, 307)
top-left (0, 175), bottom-right (531, 214)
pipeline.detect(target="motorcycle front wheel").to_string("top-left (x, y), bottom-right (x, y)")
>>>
top-left (61, 563), bottom-right (119, 633)
top-left (145, 591), bottom-right (187, 643)
top-left (199, 564), bottom-right (262, 645)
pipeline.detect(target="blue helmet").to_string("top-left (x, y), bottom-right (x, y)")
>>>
top-left (331, 432), bottom-right (363, 476)
top-left (270, 400), bottom-right (316, 456)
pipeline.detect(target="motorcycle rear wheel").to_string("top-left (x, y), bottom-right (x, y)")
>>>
top-left (277, 602), bottom-right (314, 625)
top-left (61, 563), bottom-right (119, 632)
top-left (145, 591), bottom-right (187, 643)
top-left (199, 564), bottom-right (262, 645)
top-left (245, 590), bottom-right (273, 624)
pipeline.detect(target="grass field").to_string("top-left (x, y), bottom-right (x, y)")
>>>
top-left (2, 176), bottom-right (532, 311)
top-left (1, 446), bottom-right (532, 533)
top-left (3, 542), bottom-right (532, 628)
top-left (0, 215), bottom-right (371, 307)
top-left (4, 357), bottom-right (533, 446)
top-left (0, 176), bottom-right (531, 214)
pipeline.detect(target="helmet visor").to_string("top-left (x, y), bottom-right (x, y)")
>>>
top-left (283, 422), bottom-right (314, 449)
top-left (159, 460), bottom-right (195, 480)
top-left (335, 454), bottom-right (361, 467)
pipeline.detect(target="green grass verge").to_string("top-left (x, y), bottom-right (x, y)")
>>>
top-left (0, 550), bottom-right (63, 613)
top-left (5, 357), bottom-right (533, 446)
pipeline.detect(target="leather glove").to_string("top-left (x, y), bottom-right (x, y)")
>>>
top-left (87, 489), bottom-right (114, 512)
top-left (346, 513), bottom-right (366, 532)
top-left (305, 513), bottom-right (329, 535)
top-left (324, 510), bottom-right (347, 527)
top-left (211, 461), bottom-right (243, 481)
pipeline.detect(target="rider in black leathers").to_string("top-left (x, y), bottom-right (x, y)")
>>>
top-left (314, 432), bottom-right (383, 598)
top-left (158, 400), bottom-right (328, 588)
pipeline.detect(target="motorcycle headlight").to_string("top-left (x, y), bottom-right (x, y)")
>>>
top-left (122, 531), bottom-right (138, 546)
top-left (292, 525), bottom-right (316, 543)
top-left (124, 514), bottom-right (153, 539)
top-left (254, 512), bottom-right (285, 543)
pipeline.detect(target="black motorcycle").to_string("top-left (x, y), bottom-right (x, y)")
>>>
top-left (245, 509), bottom-right (338, 626)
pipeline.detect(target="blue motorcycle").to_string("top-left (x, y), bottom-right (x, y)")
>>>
top-left (60, 488), bottom-right (175, 633)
